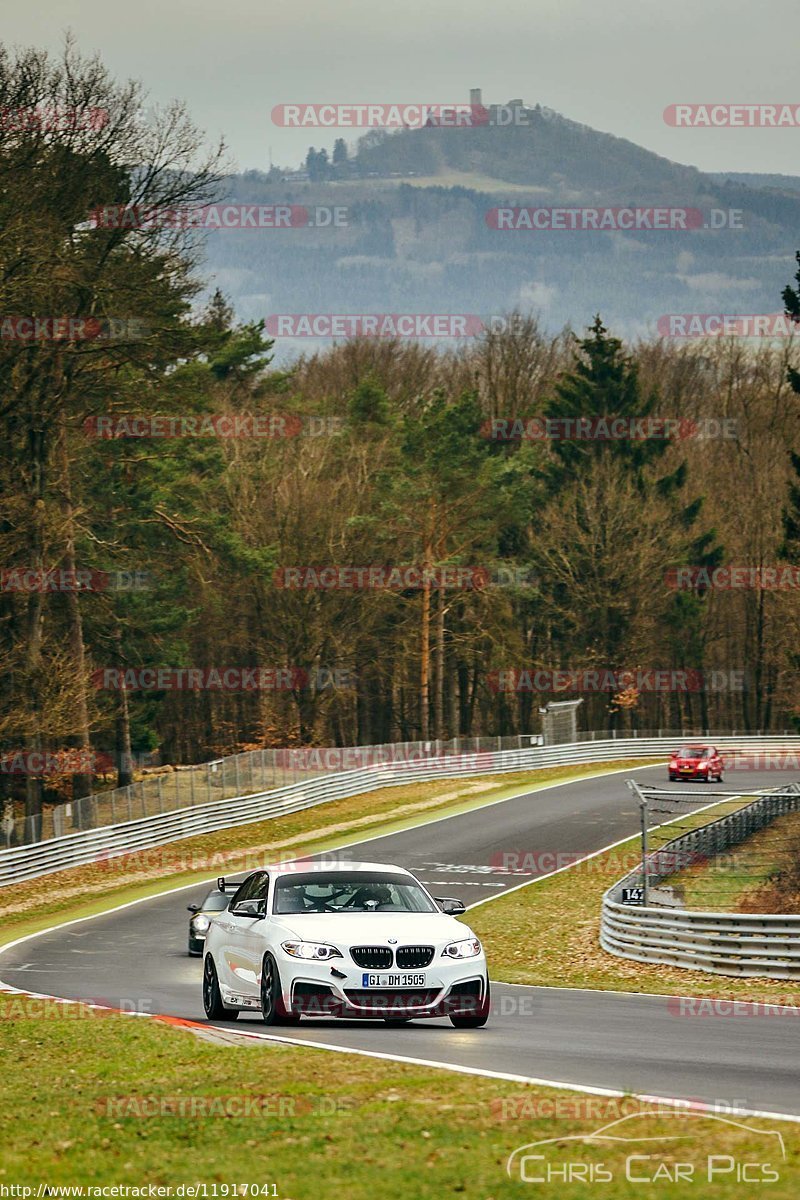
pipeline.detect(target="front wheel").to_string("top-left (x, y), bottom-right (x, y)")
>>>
top-left (260, 953), bottom-right (301, 1025)
top-left (449, 979), bottom-right (491, 1029)
top-left (203, 955), bottom-right (238, 1021)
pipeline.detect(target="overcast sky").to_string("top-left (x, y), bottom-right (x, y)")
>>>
top-left (11, 0), bottom-right (800, 175)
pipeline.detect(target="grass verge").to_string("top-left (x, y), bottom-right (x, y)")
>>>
top-left (660, 810), bottom-right (800, 914)
top-left (0, 993), bottom-right (797, 1197)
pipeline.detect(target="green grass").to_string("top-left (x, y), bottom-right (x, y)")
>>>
top-left (659, 810), bottom-right (800, 913)
top-left (1, 993), bottom-right (797, 1197)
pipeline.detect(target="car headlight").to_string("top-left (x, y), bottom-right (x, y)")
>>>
top-left (442, 938), bottom-right (482, 959)
top-left (190, 914), bottom-right (211, 933)
top-left (281, 941), bottom-right (343, 961)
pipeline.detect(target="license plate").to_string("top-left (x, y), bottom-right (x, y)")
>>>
top-left (362, 972), bottom-right (425, 987)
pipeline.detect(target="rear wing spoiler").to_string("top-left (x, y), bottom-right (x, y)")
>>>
top-left (216, 876), bottom-right (240, 893)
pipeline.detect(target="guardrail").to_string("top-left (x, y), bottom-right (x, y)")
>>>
top-left (3, 728), bottom-right (797, 847)
top-left (601, 784), bottom-right (800, 979)
top-left (3, 733), bottom-right (800, 889)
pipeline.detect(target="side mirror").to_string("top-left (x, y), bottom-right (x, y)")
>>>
top-left (187, 904), bottom-right (200, 913)
top-left (436, 897), bottom-right (466, 915)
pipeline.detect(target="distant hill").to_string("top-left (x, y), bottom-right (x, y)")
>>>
top-left (351, 103), bottom-right (705, 197)
top-left (200, 102), bottom-right (800, 359)
top-left (710, 171), bottom-right (800, 195)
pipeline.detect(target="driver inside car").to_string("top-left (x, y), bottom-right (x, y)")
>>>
top-left (349, 883), bottom-right (394, 910)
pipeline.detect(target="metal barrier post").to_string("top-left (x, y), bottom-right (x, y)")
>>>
top-left (627, 779), bottom-right (649, 905)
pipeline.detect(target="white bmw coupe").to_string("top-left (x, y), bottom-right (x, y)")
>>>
top-left (201, 860), bottom-right (490, 1027)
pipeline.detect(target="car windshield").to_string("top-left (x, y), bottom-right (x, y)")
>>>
top-left (679, 746), bottom-right (710, 757)
top-left (201, 891), bottom-right (232, 912)
top-left (272, 871), bottom-right (438, 914)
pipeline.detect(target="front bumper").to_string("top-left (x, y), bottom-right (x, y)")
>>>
top-left (279, 952), bottom-right (489, 1019)
top-left (671, 766), bottom-right (709, 780)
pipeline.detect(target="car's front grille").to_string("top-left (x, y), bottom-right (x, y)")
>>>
top-left (344, 988), bottom-right (439, 1009)
top-left (395, 945), bottom-right (434, 969)
top-left (350, 945), bottom-right (393, 969)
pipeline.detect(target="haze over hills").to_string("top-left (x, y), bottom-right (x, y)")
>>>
top-left (200, 94), bottom-right (800, 358)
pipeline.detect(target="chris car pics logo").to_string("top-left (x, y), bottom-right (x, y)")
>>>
top-left (506, 1111), bottom-right (785, 1185)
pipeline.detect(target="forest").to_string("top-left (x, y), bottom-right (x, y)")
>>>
top-left (2, 43), bottom-right (800, 832)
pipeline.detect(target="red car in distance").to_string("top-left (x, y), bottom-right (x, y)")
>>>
top-left (668, 744), bottom-right (724, 783)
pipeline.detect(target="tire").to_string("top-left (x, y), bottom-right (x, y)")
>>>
top-left (203, 955), bottom-right (239, 1021)
top-left (449, 979), bottom-right (491, 1029)
top-left (260, 953), bottom-right (301, 1025)
top-left (668, 775), bottom-right (677, 782)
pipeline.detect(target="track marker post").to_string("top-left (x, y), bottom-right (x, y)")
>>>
top-left (627, 779), bottom-right (649, 906)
